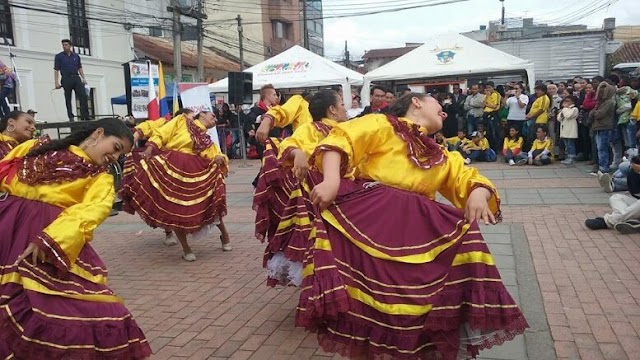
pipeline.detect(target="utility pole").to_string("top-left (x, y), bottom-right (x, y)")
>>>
top-left (196, 0), bottom-right (204, 82)
top-left (500, 0), bottom-right (505, 25)
top-left (237, 15), bottom-right (244, 72)
top-left (172, 0), bottom-right (182, 81)
top-left (301, 0), bottom-right (308, 49)
top-left (344, 40), bottom-right (350, 68)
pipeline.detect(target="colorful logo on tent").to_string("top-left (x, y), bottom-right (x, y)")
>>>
top-left (431, 44), bottom-right (462, 65)
top-left (260, 61), bottom-right (310, 75)
top-left (435, 50), bottom-right (456, 64)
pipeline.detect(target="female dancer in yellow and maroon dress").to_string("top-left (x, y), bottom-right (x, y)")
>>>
top-left (120, 110), bottom-right (231, 261)
top-left (0, 110), bottom-right (37, 158)
top-left (295, 93), bottom-right (528, 360)
top-left (0, 118), bottom-right (151, 359)
top-left (254, 90), bottom-right (347, 286)
top-left (128, 109), bottom-right (195, 246)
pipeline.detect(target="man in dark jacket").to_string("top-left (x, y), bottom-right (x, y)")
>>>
top-left (586, 155), bottom-right (640, 234)
top-left (242, 84), bottom-right (280, 157)
top-left (356, 85), bottom-right (390, 117)
top-left (589, 82), bottom-right (617, 173)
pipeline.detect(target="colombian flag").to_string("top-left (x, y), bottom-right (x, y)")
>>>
top-left (158, 61), bottom-right (170, 118)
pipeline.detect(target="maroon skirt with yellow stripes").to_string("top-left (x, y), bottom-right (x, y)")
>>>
top-left (0, 195), bottom-right (151, 359)
top-left (120, 148), bottom-right (227, 233)
top-left (253, 140), bottom-right (314, 287)
top-left (296, 178), bottom-right (528, 360)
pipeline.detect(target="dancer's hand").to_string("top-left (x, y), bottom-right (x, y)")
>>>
top-left (256, 118), bottom-right (272, 144)
top-left (133, 131), bottom-right (140, 144)
top-left (14, 243), bottom-right (44, 266)
top-left (292, 151), bottom-right (309, 182)
top-left (214, 155), bottom-right (225, 165)
top-left (310, 179), bottom-right (339, 210)
top-left (465, 187), bottom-right (496, 225)
top-left (141, 147), bottom-right (153, 159)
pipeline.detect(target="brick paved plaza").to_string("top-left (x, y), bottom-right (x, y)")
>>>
top-left (94, 160), bottom-right (640, 360)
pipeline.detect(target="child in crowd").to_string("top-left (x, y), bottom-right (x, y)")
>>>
top-left (462, 130), bottom-right (496, 164)
top-left (434, 131), bottom-right (454, 151)
top-left (558, 96), bottom-right (579, 165)
top-left (527, 125), bottom-right (554, 166)
top-left (446, 130), bottom-right (469, 152)
top-left (502, 126), bottom-right (524, 166)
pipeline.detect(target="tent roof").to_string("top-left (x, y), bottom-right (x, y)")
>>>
top-left (364, 33), bottom-right (534, 82)
top-left (209, 45), bottom-right (363, 92)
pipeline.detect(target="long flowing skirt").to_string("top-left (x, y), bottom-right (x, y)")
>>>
top-left (296, 178), bottom-right (528, 360)
top-left (253, 140), bottom-right (314, 287)
top-left (0, 195), bottom-right (151, 359)
top-left (120, 149), bottom-right (227, 233)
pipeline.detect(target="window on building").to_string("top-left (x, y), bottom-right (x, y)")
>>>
top-left (76, 87), bottom-right (96, 119)
top-left (0, 0), bottom-right (14, 46)
top-left (149, 26), bottom-right (163, 37)
top-left (272, 20), bottom-right (292, 40)
top-left (67, 0), bottom-right (91, 56)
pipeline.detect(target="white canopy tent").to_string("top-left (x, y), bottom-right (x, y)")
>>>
top-left (362, 33), bottom-right (535, 104)
top-left (209, 45), bottom-right (364, 107)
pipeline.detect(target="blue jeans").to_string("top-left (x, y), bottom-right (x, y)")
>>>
top-left (595, 129), bottom-right (613, 172)
top-left (622, 120), bottom-right (638, 149)
top-left (467, 148), bottom-right (497, 162)
top-left (467, 114), bottom-right (481, 135)
top-left (562, 138), bottom-right (577, 157)
top-left (0, 86), bottom-right (10, 118)
top-left (613, 161), bottom-right (631, 191)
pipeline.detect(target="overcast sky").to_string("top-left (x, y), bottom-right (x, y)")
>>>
top-left (322, 0), bottom-right (639, 60)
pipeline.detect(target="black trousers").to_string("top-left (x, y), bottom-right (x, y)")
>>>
top-left (61, 75), bottom-right (89, 121)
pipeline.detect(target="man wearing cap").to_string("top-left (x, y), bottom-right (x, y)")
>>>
top-left (54, 39), bottom-right (89, 122)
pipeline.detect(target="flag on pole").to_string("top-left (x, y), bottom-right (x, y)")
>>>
top-left (158, 61), bottom-right (170, 118)
top-left (147, 61), bottom-right (160, 119)
top-left (172, 82), bottom-right (179, 116)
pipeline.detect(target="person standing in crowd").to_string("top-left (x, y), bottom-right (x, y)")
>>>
top-left (464, 83), bottom-right (485, 135)
top-left (0, 118), bottom-right (151, 359)
top-left (355, 85), bottom-right (390, 117)
top-left (0, 110), bottom-right (37, 158)
top-left (0, 60), bottom-right (17, 118)
top-left (384, 90), bottom-right (396, 103)
top-left (615, 76), bottom-right (638, 157)
top-left (54, 39), bottom-right (90, 122)
top-left (246, 84), bottom-right (281, 157)
top-left (590, 82), bottom-right (617, 175)
top-left (452, 83), bottom-right (467, 131)
top-left (440, 92), bottom-right (458, 137)
top-left (347, 94), bottom-right (363, 119)
top-left (504, 83), bottom-right (529, 133)
top-left (558, 96), bottom-right (579, 164)
top-left (482, 81), bottom-right (501, 151)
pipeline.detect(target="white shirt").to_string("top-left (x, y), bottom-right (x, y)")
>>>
top-left (506, 94), bottom-right (529, 121)
top-left (347, 108), bottom-right (363, 119)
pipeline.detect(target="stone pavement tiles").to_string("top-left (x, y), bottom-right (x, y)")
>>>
top-left (92, 160), bottom-right (640, 359)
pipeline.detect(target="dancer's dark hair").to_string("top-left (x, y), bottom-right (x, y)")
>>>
top-left (27, 118), bottom-right (133, 157)
top-left (389, 92), bottom-right (429, 117)
top-left (0, 110), bottom-right (27, 132)
top-left (308, 90), bottom-right (340, 122)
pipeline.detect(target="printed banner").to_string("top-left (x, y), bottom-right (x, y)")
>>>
top-left (178, 83), bottom-right (220, 147)
top-left (129, 62), bottom-right (159, 119)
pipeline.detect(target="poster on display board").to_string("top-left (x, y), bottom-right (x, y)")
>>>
top-left (129, 62), bottom-right (159, 119)
top-left (178, 83), bottom-right (220, 147)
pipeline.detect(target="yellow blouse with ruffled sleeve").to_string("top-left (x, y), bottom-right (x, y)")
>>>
top-left (0, 133), bottom-right (19, 159)
top-left (0, 139), bottom-right (115, 271)
top-left (147, 115), bottom-right (228, 163)
top-left (314, 114), bottom-right (500, 214)
top-left (266, 95), bottom-right (313, 130)
top-left (277, 118), bottom-right (339, 166)
top-left (134, 117), bottom-right (168, 138)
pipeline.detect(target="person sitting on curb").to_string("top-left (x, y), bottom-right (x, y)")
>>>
top-left (585, 155), bottom-right (640, 234)
top-left (446, 130), bottom-right (469, 152)
top-left (527, 125), bottom-right (554, 166)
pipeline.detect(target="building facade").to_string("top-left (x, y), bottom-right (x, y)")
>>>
top-left (304, 0), bottom-right (324, 56)
top-left (0, 0), bottom-right (135, 122)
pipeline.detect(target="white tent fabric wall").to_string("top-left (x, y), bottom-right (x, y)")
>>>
top-left (361, 33), bottom-right (535, 105)
top-left (209, 45), bottom-right (364, 108)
